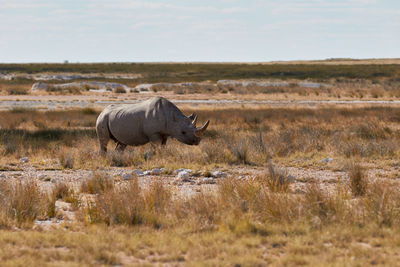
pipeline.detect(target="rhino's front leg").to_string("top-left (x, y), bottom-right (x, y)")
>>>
top-left (161, 135), bottom-right (168, 146)
top-left (147, 133), bottom-right (167, 156)
top-left (149, 133), bottom-right (163, 145)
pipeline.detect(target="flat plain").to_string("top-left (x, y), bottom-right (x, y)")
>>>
top-left (1, 60), bottom-right (400, 266)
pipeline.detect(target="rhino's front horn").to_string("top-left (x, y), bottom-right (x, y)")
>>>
top-left (192, 115), bottom-right (198, 127)
top-left (194, 120), bottom-right (210, 137)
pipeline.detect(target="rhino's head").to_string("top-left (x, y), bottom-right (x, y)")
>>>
top-left (173, 113), bottom-right (210, 145)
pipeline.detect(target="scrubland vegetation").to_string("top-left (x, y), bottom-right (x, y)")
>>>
top-left (0, 106), bottom-right (399, 169)
top-left (0, 105), bottom-right (399, 264)
top-left (0, 62), bottom-right (400, 99)
top-left (1, 61), bottom-right (400, 265)
top-left (0, 163), bottom-right (400, 265)
top-left (1, 62), bottom-right (400, 81)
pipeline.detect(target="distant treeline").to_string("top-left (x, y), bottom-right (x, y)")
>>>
top-left (1, 63), bottom-right (400, 82)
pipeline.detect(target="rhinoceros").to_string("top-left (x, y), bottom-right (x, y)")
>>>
top-left (96, 96), bottom-right (210, 153)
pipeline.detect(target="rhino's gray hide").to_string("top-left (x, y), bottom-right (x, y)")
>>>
top-left (96, 97), bottom-right (209, 152)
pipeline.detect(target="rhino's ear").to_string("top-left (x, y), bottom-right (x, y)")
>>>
top-left (188, 113), bottom-right (197, 121)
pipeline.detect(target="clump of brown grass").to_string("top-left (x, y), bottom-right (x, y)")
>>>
top-left (53, 182), bottom-right (80, 209)
top-left (113, 87), bottom-right (126, 94)
top-left (363, 180), bottom-right (400, 227)
top-left (348, 162), bottom-right (367, 197)
top-left (0, 179), bottom-right (55, 227)
top-left (263, 163), bottom-right (293, 192)
top-left (6, 87), bottom-right (28, 95)
top-left (107, 151), bottom-right (140, 167)
top-left (85, 179), bottom-right (171, 228)
top-left (58, 149), bottom-right (75, 169)
top-left (80, 171), bottom-right (114, 194)
top-left (231, 139), bottom-right (251, 164)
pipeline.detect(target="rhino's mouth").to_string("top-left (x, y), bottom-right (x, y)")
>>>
top-left (188, 139), bottom-right (200, 146)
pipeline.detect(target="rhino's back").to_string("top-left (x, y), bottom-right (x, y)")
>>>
top-left (105, 98), bottom-right (167, 146)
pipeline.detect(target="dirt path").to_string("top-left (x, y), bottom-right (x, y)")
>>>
top-left (2, 163), bottom-right (398, 195)
top-left (2, 94), bottom-right (400, 110)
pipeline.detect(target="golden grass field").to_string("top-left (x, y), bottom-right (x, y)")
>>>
top-left (0, 104), bottom-right (399, 266)
top-left (1, 61), bottom-right (400, 266)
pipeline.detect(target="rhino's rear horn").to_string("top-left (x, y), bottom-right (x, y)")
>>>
top-left (195, 120), bottom-right (210, 137)
top-left (188, 113), bottom-right (197, 121)
top-left (192, 115), bottom-right (198, 127)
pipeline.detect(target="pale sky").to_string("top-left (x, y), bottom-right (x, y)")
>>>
top-left (0, 0), bottom-right (399, 62)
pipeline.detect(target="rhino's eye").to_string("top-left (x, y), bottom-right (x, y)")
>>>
top-left (181, 131), bottom-right (186, 135)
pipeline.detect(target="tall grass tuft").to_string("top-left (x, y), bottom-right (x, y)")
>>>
top-left (81, 171), bottom-right (114, 194)
top-left (232, 140), bottom-right (250, 164)
top-left (263, 163), bottom-right (293, 192)
top-left (85, 179), bottom-right (170, 228)
top-left (0, 179), bottom-right (55, 227)
top-left (364, 180), bottom-right (400, 227)
top-left (58, 149), bottom-right (75, 169)
top-left (348, 162), bottom-right (367, 197)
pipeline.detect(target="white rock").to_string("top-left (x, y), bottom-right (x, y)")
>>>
top-left (320, 157), bottom-right (333, 163)
top-left (133, 169), bottom-right (144, 176)
top-left (31, 82), bottom-right (48, 91)
top-left (202, 177), bottom-right (215, 184)
top-left (143, 170), bottom-right (152, 175)
top-left (122, 173), bottom-right (134, 180)
top-left (0, 173), bottom-right (6, 178)
top-left (134, 83), bottom-right (152, 91)
top-left (210, 170), bottom-right (226, 178)
top-left (175, 168), bottom-right (192, 174)
top-left (19, 157), bottom-right (29, 163)
top-left (176, 171), bottom-right (190, 182)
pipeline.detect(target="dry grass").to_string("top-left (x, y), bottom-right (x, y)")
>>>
top-left (0, 106), bottom-right (399, 170)
top-left (80, 171), bottom-right (114, 194)
top-left (0, 105), bottom-right (399, 264)
top-left (348, 162), bottom-right (367, 197)
top-left (0, 179), bottom-right (54, 227)
top-left (0, 165), bottom-right (399, 264)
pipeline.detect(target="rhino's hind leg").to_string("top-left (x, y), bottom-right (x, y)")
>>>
top-left (115, 142), bottom-right (127, 152)
top-left (98, 138), bottom-right (109, 154)
top-left (96, 117), bottom-right (111, 154)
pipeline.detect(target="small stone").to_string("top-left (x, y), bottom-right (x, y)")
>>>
top-left (320, 157), bottom-right (333, 163)
top-left (143, 170), bottom-right (152, 175)
top-left (175, 168), bottom-right (192, 174)
top-left (133, 169), bottom-right (144, 176)
top-left (202, 177), bottom-right (215, 184)
top-left (38, 174), bottom-right (51, 181)
top-left (0, 173), bottom-right (6, 179)
top-left (122, 173), bottom-right (134, 180)
top-left (176, 171), bottom-right (190, 182)
top-left (19, 157), bottom-right (29, 163)
top-left (286, 174), bottom-right (295, 182)
top-left (210, 170), bottom-right (226, 178)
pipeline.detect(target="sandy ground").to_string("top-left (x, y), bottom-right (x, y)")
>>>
top-left (1, 158), bottom-right (399, 228)
top-left (2, 93), bottom-right (400, 110)
top-left (2, 162), bottom-right (398, 196)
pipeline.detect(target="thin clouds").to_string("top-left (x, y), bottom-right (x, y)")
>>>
top-left (0, 0), bottom-right (398, 62)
